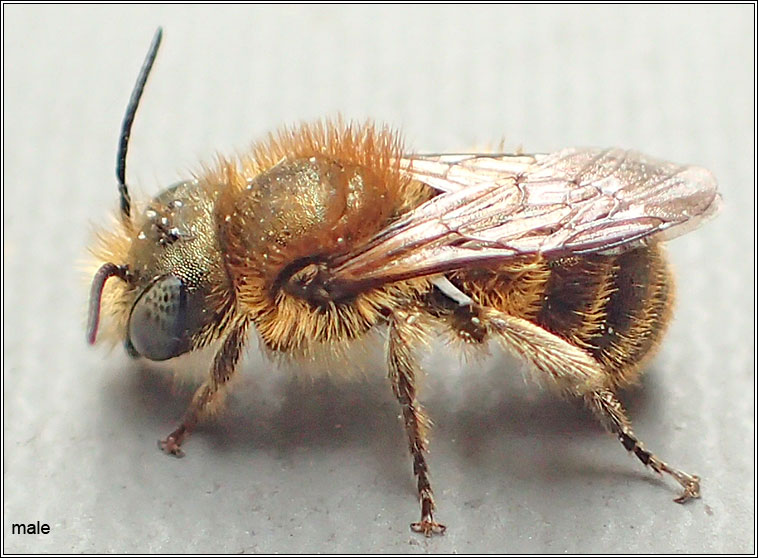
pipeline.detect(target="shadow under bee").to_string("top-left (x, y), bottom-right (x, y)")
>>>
top-left (98, 341), bottom-right (659, 478)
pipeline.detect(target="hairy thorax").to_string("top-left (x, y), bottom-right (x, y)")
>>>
top-left (214, 124), bottom-right (433, 358)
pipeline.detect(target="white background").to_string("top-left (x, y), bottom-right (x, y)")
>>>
top-left (4, 4), bottom-right (754, 553)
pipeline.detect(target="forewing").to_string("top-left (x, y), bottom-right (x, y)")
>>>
top-left (329, 148), bottom-right (720, 288)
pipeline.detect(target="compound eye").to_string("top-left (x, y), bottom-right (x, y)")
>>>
top-left (128, 275), bottom-right (190, 361)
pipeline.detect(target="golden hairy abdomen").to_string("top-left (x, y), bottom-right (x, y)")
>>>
top-left (451, 245), bottom-right (674, 388)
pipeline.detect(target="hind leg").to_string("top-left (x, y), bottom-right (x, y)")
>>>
top-left (587, 388), bottom-right (700, 502)
top-left (448, 303), bottom-right (700, 502)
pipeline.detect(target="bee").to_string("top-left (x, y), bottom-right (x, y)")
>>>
top-left (88, 28), bottom-right (721, 536)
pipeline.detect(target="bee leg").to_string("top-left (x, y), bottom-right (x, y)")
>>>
top-left (159, 322), bottom-right (249, 457)
top-left (388, 308), bottom-right (446, 537)
top-left (587, 388), bottom-right (701, 503)
top-left (477, 306), bottom-right (701, 503)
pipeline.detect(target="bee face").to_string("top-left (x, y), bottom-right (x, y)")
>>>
top-left (125, 181), bottom-right (224, 360)
top-left (90, 180), bottom-right (233, 361)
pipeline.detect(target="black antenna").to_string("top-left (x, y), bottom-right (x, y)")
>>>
top-left (116, 27), bottom-right (163, 223)
top-left (86, 263), bottom-right (130, 344)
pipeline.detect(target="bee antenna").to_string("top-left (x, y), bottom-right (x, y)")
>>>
top-left (116, 27), bottom-right (163, 223)
top-left (87, 263), bottom-right (130, 345)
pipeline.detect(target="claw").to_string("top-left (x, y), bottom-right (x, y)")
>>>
top-left (673, 475), bottom-right (701, 503)
top-left (158, 436), bottom-right (185, 458)
top-left (411, 518), bottom-right (446, 537)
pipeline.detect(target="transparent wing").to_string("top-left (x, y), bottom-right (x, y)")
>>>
top-left (328, 147), bottom-right (721, 289)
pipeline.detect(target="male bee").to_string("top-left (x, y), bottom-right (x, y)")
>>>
top-left (88, 28), bottom-right (721, 536)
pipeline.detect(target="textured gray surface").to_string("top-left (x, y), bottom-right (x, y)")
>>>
top-left (3, 4), bottom-right (754, 554)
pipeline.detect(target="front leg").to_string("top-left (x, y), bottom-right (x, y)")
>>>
top-left (387, 308), bottom-right (445, 537)
top-left (159, 321), bottom-right (249, 457)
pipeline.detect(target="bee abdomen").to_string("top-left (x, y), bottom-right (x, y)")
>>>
top-left (535, 245), bottom-right (673, 387)
top-left (588, 246), bottom-right (673, 385)
top-left (451, 246), bottom-right (673, 388)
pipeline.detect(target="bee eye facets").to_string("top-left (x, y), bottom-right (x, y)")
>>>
top-left (128, 275), bottom-right (190, 361)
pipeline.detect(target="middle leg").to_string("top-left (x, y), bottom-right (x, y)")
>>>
top-left (387, 307), bottom-right (445, 537)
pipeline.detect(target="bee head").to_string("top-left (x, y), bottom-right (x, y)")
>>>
top-left (87, 181), bottom-right (228, 360)
top-left (88, 181), bottom-right (232, 361)
top-left (88, 29), bottom-right (232, 361)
